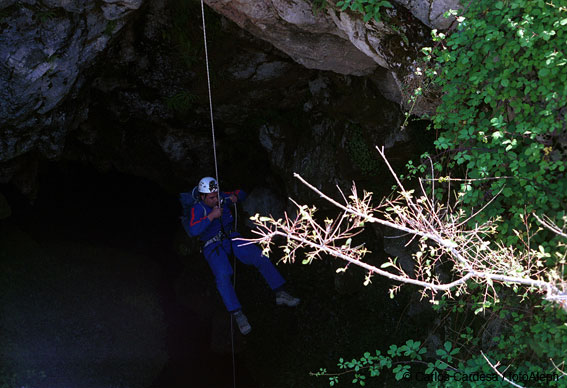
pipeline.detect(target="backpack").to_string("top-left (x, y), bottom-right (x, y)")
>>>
top-left (179, 187), bottom-right (234, 244)
top-left (179, 186), bottom-right (202, 218)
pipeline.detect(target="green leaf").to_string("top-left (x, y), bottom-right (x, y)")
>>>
top-left (539, 68), bottom-right (550, 77)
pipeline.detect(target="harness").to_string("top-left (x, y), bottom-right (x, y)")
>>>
top-left (199, 196), bottom-right (237, 249)
top-left (203, 227), bottom-right (234, 248)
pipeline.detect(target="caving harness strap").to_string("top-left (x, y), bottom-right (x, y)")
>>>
top-left (203, 227), bottom-right (234, 249)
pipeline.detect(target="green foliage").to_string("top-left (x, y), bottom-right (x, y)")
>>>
top-left (104, 20), bottom-right (118, 37)
top-left (336, 0), bottom-right (394, 22)
top-left (164, 90), bottom-right (198, 113)
top-left (309, 0), bottom-right (394, 21)
top-left (426, 0), bottom-right (567, 246)
top-left (36, 9), bottom-right (56, 23)
top-left (163, 0), bottom-right (203, 68)
top-left (29, 3), bottom-right (70, 23)
top-left (315, 1), bottom-right (567, 386)
top-left (311, 0), bottom-right (328, 14)
top-left (403, 158), bottom-right (428, 180)
top-left (314, 304), bottom-right (566, 386)
top-left (346, 126), bottom-right (381, 176)
top-left (419, 5), bottom-right (567, 378)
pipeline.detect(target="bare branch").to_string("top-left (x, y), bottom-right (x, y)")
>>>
top-left (533, 214), bottom-right (567, 239)
top-left (269, 228), bottom-right (475, 291)
top-left (550, 359), bottom-right (567, 378)
top-left (455, 184), bottom-right (505, 228)
top-left (481, 351), bottom-right (525, 388)
top-left (244, 151), bottom-right (565, 307)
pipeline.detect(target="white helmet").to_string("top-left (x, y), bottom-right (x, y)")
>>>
top-left (198, 177), bottom-right (218, 193)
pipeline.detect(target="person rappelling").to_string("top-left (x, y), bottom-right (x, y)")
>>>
top-left (181, 177), bottom-right (300, 335)
top-left (189, 0), bottom-right (298, 337)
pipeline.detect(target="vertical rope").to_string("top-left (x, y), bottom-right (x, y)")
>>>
top-left (200, 2), bottom-right (236, 388)
top-left (230, 315), bottom-right (236, 388)
top-left (200, 0), bottom-right (220, 197)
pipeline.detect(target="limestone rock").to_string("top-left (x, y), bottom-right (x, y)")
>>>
top-left (205, 0), bottom-right (378, 76)
top-left (0, 0), bottom-right (143, 163)
top-left (396, 0), bottom-right (462, 29)
top-left (204, 0), bottom-right (438, 111)
top-left (0, 0), bottom-right (454, 205)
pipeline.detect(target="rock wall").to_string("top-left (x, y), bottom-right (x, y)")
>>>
top-left (0, 0), bottom-right (459, 200)
top-left (0, 2), bottom-right (455, 386)
top-left (0, 0), bottom-right (143, 163)
top-left (204, 0), bottom-right (461, 112)
top-left (49, 0), bottom-right (422, 206)
top-left (396, 0), bottom-right (461, 29)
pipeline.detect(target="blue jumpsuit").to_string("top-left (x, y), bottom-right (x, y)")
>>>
top-left (182, 190), bottom-right (285, 312)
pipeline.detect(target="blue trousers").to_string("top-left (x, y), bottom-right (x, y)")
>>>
top-left (203, 236), bottom-right (286, 312)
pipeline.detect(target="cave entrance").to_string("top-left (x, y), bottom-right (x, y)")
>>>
top-left (1, 153), bottom-right (438, 387)
top-left (0, 160), bottom-right (258, 388)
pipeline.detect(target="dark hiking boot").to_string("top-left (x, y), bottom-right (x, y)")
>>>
top-left (233, 311), bottom-right (251, 335)
top-left (276, 291), bottom-right (300, 307)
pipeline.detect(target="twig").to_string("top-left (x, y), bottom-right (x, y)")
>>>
top-left (455, 185), bottom-right (505, 228)
top-left (533, 214), bottom-right (567, 239)
top-left (269, 227), bottom-right (476, 291)
top-left (550, 358), bottom-right (567, 378)
top-left (289, 173), bottom-right (560, 298)
top-left (481, 351), bottom-right (524, 388)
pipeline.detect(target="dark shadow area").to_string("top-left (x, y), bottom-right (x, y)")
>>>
top-left (1, 158), bottom-right (438, 388)
top-left (1, 160), bottom-right (258, 388)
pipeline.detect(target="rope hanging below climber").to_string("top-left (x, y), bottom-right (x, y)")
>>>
top-left (179, 2), bottom-right (302, 387)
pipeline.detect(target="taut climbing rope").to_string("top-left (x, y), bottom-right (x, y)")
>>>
top-left (199, 1), bottom-right (237, 387)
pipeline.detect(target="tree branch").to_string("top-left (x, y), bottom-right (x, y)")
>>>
top-left (481, 351), bottom-right (525, 388)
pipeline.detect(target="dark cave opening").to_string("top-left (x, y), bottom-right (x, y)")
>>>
top-left (18, 162), bottom-right (178, 249)
top-left (0, 0), bottom-right (460, 386)
top-left (1, 161), bottom-right (260, 388)
top-left (0, 122), bottom-right (440, 388)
